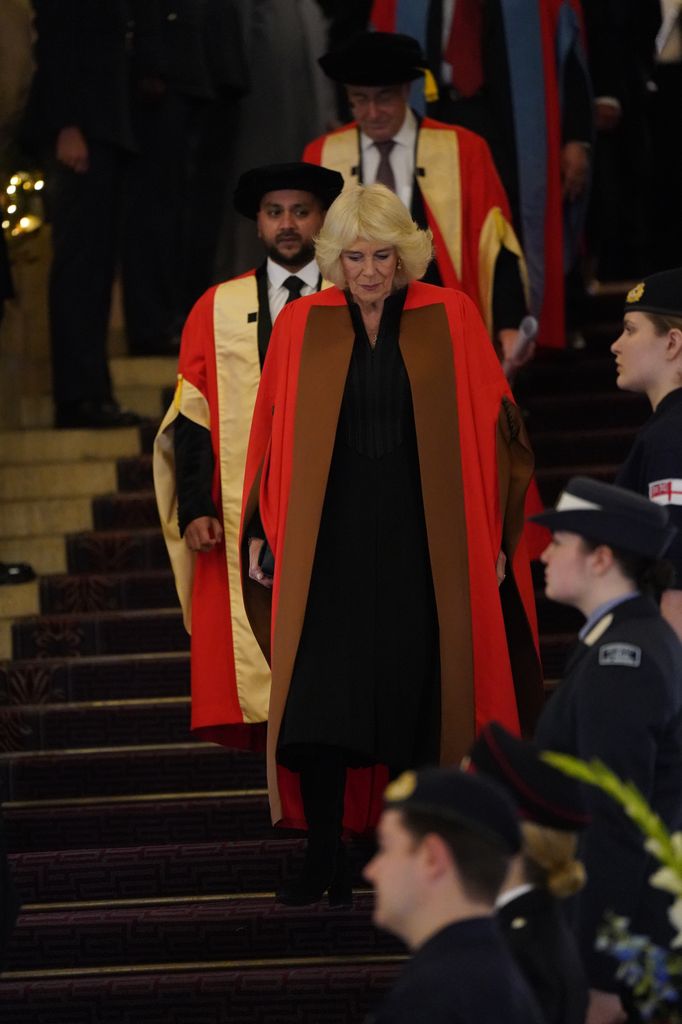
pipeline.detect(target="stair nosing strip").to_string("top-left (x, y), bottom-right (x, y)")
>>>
top-left (1, 697), bottom-right (190, 712)
top-left (0, 953), bottom-right (407, 982)
top-left (22, 888), bottom-right (374, 912)
top-left (0, 740), bottom-right (217, 761)
top-left (3, 787), bottom-right (268, 809)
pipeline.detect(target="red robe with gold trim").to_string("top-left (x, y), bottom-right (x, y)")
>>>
top-left (153, 272), bottom-right (271, 751)
top-left (240, 282), bottom-right (543, 832)
top-left (303, 118), bottom-right (526, 336)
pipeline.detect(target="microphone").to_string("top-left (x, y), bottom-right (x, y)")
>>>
top-left (503, 315), bottom-right (538, 379)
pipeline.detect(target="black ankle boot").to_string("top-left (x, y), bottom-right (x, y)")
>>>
top-left (276, 830), bottom-right (338, 906)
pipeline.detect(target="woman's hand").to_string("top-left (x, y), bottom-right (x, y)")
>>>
top-left (496, 551), bottom-right (507, 587)
top-left (184, 516), bottom-right (223, 553)
top-left (248, 537), bottom-right (273, 588)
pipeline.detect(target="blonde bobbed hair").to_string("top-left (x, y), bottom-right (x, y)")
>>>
top-left (315, 183), bottom-right (433, 290)
top-left (520, 822), bottom-right (586, 900)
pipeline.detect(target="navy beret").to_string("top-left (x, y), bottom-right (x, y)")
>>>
top-left (384, 766), bottom-right (521, 854)
top-left (468, 722), bottom-right (591, 831)
top-left (624, 268), bottom-right (682, 319)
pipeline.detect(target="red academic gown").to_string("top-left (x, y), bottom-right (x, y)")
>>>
top-left (240, 283), bottom-right (543, 832)
top-left (154, 272), bottom-right (272, 752)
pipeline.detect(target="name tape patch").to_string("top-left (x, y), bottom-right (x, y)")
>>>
top-left (598, 643), bottom-right (642, 668)
top-left (649, 479), bottom-right (682, 506)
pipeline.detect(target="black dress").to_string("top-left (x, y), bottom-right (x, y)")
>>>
top-left (277, 288), bottom-right (440, 772)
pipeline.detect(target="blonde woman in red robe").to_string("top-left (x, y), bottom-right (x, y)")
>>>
top-left (241, 183), bottom-right (543, 907)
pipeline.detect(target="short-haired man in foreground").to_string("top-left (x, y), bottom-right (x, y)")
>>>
top-left (364, 768), bottom-right (545, 1024)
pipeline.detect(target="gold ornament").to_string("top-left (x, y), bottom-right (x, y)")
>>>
top-left (385, 770), bottom-right (417, 802)
top-left (626, 282), bottom-right (645, 304)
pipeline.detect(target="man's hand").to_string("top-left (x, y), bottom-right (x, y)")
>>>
top-left (594, 99), bottom-right (622, 134)
top-left (496, 551), bottom-right (507, 587)
top-left (56, 126), bottom-right (89, 173)
top-left (561, 141), bottom-right (590, 201)
top-left (498, 328), bottom-right (536, 379)
top-left (585, 989), bottom-right (626, 1024)
top-left (184, 516), bottom-right (223, 553)
top-left (248, 537), bottom-right (273, 589)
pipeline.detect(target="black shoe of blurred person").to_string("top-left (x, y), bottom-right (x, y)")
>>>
top-left (0, 562), bottom-right (36, 585)
top-left (55, 399), bottom-right (142, 429)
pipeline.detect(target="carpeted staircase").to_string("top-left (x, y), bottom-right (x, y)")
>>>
top-left (0, 290), bottom-right (645, 1022)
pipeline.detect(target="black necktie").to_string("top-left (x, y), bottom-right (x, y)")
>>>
top-left (283, 275), bottom-right (305, 303)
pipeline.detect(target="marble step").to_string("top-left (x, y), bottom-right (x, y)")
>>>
top-left (0, 461), bottom-right (117, 502)
top-left (0, 427), bottom-right (141, 466)
top-left (0, 496), bottom-right (92, 539)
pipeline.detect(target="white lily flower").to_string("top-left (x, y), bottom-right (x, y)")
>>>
top-left (650, 867), bottom-right (682, 896)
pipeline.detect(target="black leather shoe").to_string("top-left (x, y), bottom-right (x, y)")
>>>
top-left (0, 562), bottom-right (36, 585)
top-left (55, 400), bottom-right (143, 429)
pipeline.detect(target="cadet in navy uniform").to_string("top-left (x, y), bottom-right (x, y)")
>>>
top-left (468, 722), bottom-right (590, 1024)
top-left (531, 477), bottom-right (682, 1024)
top-left (364, 767), bottom-right (544, 1024)
top-left (611, 267), bottom-right (682, 641)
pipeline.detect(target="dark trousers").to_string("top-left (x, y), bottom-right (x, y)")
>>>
top-left (48, 141), bottom-right (124, 405)
top-left (122, 92), bottom-right (194, 351)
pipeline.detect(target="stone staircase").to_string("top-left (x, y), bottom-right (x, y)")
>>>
top-left (0, 293), bottom-right (644, 1022)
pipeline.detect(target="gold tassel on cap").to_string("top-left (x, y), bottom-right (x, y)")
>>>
top-left (420, 67), bottom-right (439, 103)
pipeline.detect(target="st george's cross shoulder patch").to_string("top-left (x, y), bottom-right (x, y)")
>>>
top-left (649, 479), bottom-right (682, 505)
top-left (598, 643), bottom-right (642, 668)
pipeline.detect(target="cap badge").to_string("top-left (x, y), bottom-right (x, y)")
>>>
top-left (385, 770), bottom-right (417, 802)
top-left (626, 282), bottom-right (645, 304)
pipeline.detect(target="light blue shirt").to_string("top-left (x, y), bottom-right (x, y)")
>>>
top-left (578, 592), bottom-right (640, 642)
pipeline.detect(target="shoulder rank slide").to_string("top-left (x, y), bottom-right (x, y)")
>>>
top-left (598, 643), bottom-right (642, 668)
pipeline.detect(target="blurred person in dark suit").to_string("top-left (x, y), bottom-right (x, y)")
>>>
top-left (583, 0), bottom-right (660, 280)
top-left (122, 0), bottom-right (249, 354)
top-left (649, 0), bottom-right (682, 273)
top-left (30, 0), bottom-right (162, 427)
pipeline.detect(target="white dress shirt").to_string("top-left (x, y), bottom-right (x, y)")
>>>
top-left (360, 107), bottom-right (418, 211)
top-left (495, 883), bottom-right (535, 911)
top-left (267, 257), bottom-right (321, 323)
top-left (657, 0), bottom-right (682, 62)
